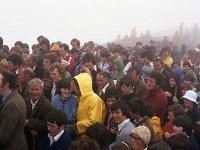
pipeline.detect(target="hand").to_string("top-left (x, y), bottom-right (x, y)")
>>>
top-left (25, 119), bottom-right (29, 125)
top-left (165, 91), bottom-right (172, 97)
top-left (173, 96), bottom-right (179, 104)
top-left (164, 132), bottom-right (171, 139)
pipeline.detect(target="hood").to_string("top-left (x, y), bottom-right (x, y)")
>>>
top-left (113, 56), bottom-right (124, 72)
top-left (150, 116), bottom-right (161, 126)
top-left (75, 73), bottom-right (93, 97)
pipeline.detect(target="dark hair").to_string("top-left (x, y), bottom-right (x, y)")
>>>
top-left (43, 53), bottom-right (58, 64)
top-left (167, 104), bottom-right (184, 117)
top-left (111, 100), bottom-right (130, 118)
top-left (136, 42), bottom-right (142, 46)
top-left (14, 41), bottom-right (24, 48)
top-left (112, 44), bottom-right (124, 53)
top-left (167, 133), bottom-right (189, 150)
top-left (140, 49), bottom-right (154, 61)
top-left (104, 87), bottom-right (120, 100)
top-left (39, 38), bottom-right (50, 49)
top-left (129, 98), bottom-right (147, 117)
top-left (149, 71), bottom-right (165, 88)
top-left (82, 53), bottom-right (96, 65)
top-left (56, 78), bottom-right (71, 94)
top-left (86, 123), bottom-right (109, 148)
top-left (71, 48), bottom-right (79, 54)
top-left (46, 110), bottom-right (67, 126)
top-left (2, 71), bottom-right (18, 89)
top-left (173, 115), bottom-right (193, 136)
top-left (120, 50), bottom-right (129, 58)
top-left (183, 61), bottom-right (192, 68)
top-left (160, 47), bottom-right (170, 56)
top-left (97, 71), bottom-right (110, 79)
top-left (68, 136), bottom-right (100, 150)
top-left (22, 68), bottom-right (35, 80)
top-left (119, 74), bottom-right (134, 87)
top-left (6, 53), bottom-right (24, 65)
top-left (23, 43), bottom-right (29, 49)
top-left (147, 140), bottom-right (171, 150)
top-left (0, 37), bottom-right (3, 48)
top-left (71, 38), bottom-right (80, 47)
top-left (100, 50), bottom-right (111, 58)
top-left (128, 65), bottom-right (142, 75)
top-left (61, 43), bottom-right (69, 52)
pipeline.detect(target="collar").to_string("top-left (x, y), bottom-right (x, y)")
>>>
top-left (48, 129), bottom-right (64, 145)
top-left (102, 83), bottom-right (109, 93)
top-left (2, 90), bottom-right (12, 102)
top-left (118, 118), bottom-right (130, 131)
top-left (30, 99), bottom-right (39, 110)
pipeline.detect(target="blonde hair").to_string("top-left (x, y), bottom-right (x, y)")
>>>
top-left (28, 78), bottom-right (44, 88)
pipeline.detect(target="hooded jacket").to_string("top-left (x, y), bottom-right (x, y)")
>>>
top-left (75, 73), bottom-right (106, 134)
top-left (110, 57), bottom-right (124, 80)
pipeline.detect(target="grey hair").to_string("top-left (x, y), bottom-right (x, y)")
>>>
top-left (28, 78), bottom-right (44, 88)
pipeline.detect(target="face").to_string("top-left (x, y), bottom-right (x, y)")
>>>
top-left (167, 111), bottom-right (174, 122)
top-left (71, 80), bottom-right (81, 96)
top-left (71, 42), bottom-right (78, 49)
top-left (83, 61), bottom-right (94, 71)
top-left (0, 74), bottom-right (9, 97)
top-left (173, 125), bottom-right (183, 134)
top-left (40, 44), bottom-right (48, 51)
top-left (47, 122), bottom-right (64, 137)
top-left (43, 58), bottom-right (51, 70)
top-left (183, 65), bottom-right (190, 72)
top-left (184, 99), bottom-right (193, 112)
top-left (60, 47), bottom-right (67, 57)
top-left (142, 57), bottom-right (149, 65)
top-left (96, 74), bottom-right (108, 90)
top-left (129, 70), bottom-right (139, 82)
top-left (25, 55), bottom-right (34, 68)
top-left (60, 88), bottom-right (71, 99)
top-left (7, 61), bottom-right (17, 72)
top-left (18, 71), bottom-right (26, 84)
top-left (50, 68), bottom-right (62, 83)
top-left (153, 61), bottom-right (163, 72)
top-left (106, 97), bottom-right (117, 110)
top-left (169, 78), bottom-right (176, 87)
top-left (112, 108), bottom-right (127, 124)
top-left (130, 133), bottom-right (145, 150)
top-left (29, 84), bottom-right (43, 101)
top-left (120, 84), bottom-right (132, 95)
top-left (147, 78), bottom-right (159, 90)
top-left (161, 50), bottom-right (169, 58)
top-left (113, 63), bottom-right (119, 71)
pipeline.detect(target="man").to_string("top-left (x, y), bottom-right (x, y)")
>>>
top-left (71, 38), bottom-right (81, 50)
top-left (96, 71), bottom-right (114, 101)
top-left (144, 71), bottom-right (167, 126)
top-left (71, 73), bottom-right (106, 135)
top-left (24, 78), bottom-right (53, 150)
top-left (109, 100), bottom-right (135, 149)
top-left (39, 110), bottom-right (72, 150)
top-left (119, 74), bottom-right (135, 104)
top-left (183, 61), bottom-right (198, 85)
top-left (128, 65), bottom-right (147, 98)
top-left (153, 57), bottom-right (170, 85)
top-left (25, 54), bottom-right (43, 79)
top-left (0, 71), bottom-right (27, 150)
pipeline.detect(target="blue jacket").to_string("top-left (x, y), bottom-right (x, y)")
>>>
top-left (51, 94), bottom-right (78, 125)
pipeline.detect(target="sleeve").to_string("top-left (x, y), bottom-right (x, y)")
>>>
top-left (0, 104), bottom-right (20, 145)
top-left (67, 97), bottom-right (78, 124)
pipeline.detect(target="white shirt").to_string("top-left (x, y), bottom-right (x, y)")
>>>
top-left (118, 118), bottom-right (130, 132)
top-left (30, 99), bottom-right (39, 110)
top-left (101, 83), bottom-right (109, 94)
top-left (48, 129), bottom-right (64, 146)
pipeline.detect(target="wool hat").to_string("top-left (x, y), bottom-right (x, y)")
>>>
top-left (50, 43), bottom-right (60, 52)
top-left (182, 90), bottom-right (198, 104)
top-left (131, 126), bottom-right (151, 147)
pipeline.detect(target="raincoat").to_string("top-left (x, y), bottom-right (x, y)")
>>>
top-left (75, 73), bottom-right (106, 134)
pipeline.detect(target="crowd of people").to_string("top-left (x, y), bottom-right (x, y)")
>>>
top-left (0, 35), bottom-right (200, 150)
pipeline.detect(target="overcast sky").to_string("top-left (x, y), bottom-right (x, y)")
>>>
top-left (0, 0), bottom-right (200, 47)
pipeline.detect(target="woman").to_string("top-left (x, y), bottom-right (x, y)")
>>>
top-left (51, 78), bottom-right (78, 137)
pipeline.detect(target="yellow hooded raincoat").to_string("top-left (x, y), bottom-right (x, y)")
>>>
top-left (75, 73), bottom-right (106, 134)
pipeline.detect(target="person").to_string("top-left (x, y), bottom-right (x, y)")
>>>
top-left (128, 98), bottom-right (155, 143)
top-left (144, 71), bottom-right (167, 126)
top-left (39, 110), bottom-right (72, 150)
top-left (109, 100), bottom-right (135, 149)
top-left (127, 65), bottom-right (147, 98)
top-left (86, 123), bottom-right (110, 150)
top-left (147, 140), bottom-right (171, 150)
top-left (129, 126), bottom-right (151, 150)
top-left (110, 56), bottom-right (125, 80)
top-left (183, 61), bottom-right (197, 85)
top-left (0, 71), bottom-right (28, 150)
top-left (167, 133), bottom-right (189, 150)
top-left (112, 142), bottom-right (133, 150)
top-left (119, 74), bottom-right (135, 104)
top-left (173, 115), bottom-right (199, 150)
top-left (159, 47), bottom-right (173, 68)
top-left (71, 73), bottom-right (106, 135)
top-left (98, 50), bottom-right (111, 72)
top-left (96, 71), bottom-right (115, 101)
top-left (24, 78), bottom-right (53, 150)
top-left (51, 78), bottom-right (78, 138)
